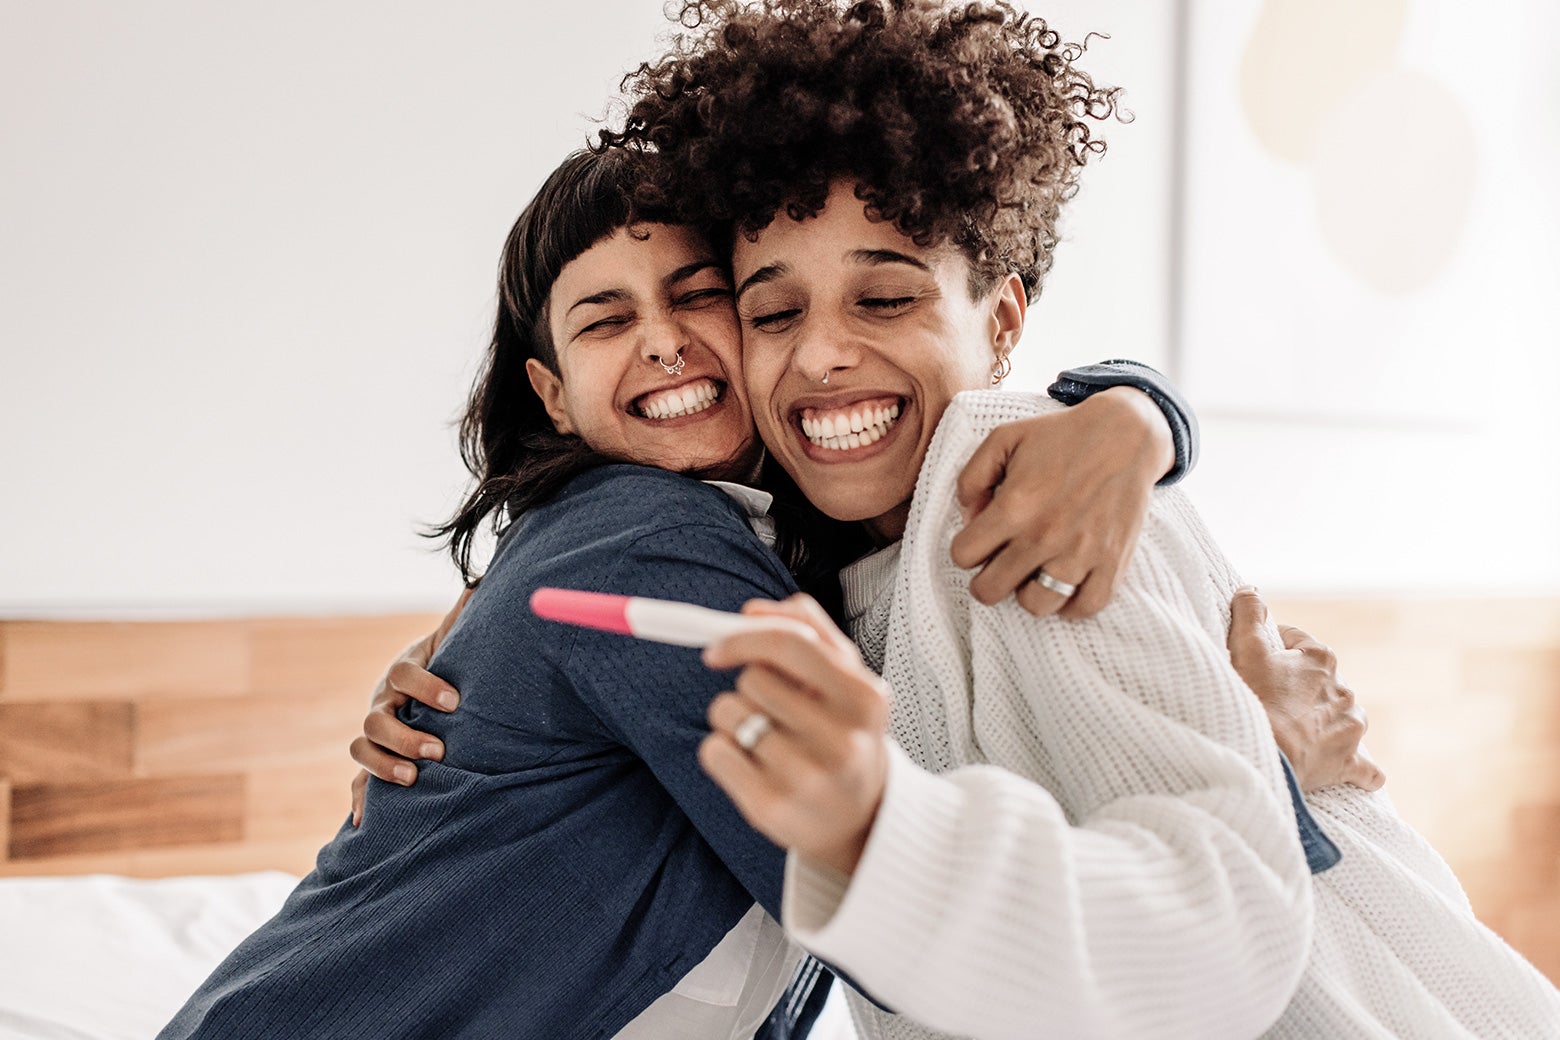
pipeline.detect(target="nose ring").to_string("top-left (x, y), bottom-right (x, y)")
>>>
top-left (656, 350), bottom-right (685, 377)
top-left (820, 370), bottom-right (830, 385)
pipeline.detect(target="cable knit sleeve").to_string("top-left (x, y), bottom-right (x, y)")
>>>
top-left (783, 391), bottom-right (1313, 1040)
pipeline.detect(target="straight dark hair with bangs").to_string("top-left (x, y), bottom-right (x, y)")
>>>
top-left (429, 149), bottom-right (646, 583)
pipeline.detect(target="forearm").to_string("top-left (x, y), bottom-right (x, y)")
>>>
top-left (786, 737), bottom-right (1309, 1040)
top-left (1050, 360), bottom-right (1198, 484)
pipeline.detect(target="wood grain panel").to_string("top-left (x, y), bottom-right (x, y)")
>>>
top-left (9, 776), bottom-right (244, 859)
top-left (0, 621), bottom-right (249, 702)
top-left (0, 701), bottom-right (134, 783)
top-left (250, 614), bottom-right (443, 698)
top-left (136, 694), bottom-right (360, 777)
top-left (0, 837), bottom-right (321, 879)
top-left (0, 604), bottom-right (1553, 986)
top-left (244, 761), bottom-right (358, 845)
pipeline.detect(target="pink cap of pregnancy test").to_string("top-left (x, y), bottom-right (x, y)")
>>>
top-left (530, 587), bottom-right (634, 636)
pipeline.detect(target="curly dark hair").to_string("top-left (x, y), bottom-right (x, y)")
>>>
top-left (600, 0), bottom-right (1122, 300)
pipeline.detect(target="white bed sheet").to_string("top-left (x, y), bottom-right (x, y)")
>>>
top-left (0, 872), bottom-right (298, 1040)
top-left (0, 873), bottom-right (857, 1040)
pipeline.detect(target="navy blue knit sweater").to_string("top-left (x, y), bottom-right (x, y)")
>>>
top-left (161, 467), bottom-right (809, 1039)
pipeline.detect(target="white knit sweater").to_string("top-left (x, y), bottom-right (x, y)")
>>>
top-left (784, 391), bottom-right (1560, 1040)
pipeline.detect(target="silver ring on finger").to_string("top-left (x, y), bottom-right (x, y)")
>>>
top-left (1032, 568), bottom-right (1078, 599)
top-left (733, 712), bottom-right (773, 753)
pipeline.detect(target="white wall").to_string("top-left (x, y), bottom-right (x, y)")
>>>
top-left (1177, 0), bottom-right (1560, 595)
top-left (2, 1), bottom-right (1555, 617)
top-left (1, 1), bottom-right (677, 615)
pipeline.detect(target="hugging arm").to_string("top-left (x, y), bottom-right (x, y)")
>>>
top-left (704, 397), bottom-right (1315, 1039)
top-left (560, 520), bottom-right (807, 919)
top-left (707, 574), bottom-right (1316, 1039)
top-left (354, 520), bottom-right (799, 917)
top-left (955, 360), bottom-right (1196, 618)
top-left (348, 589), bottom-right (469, 825)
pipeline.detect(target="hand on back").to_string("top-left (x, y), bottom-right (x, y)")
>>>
top-left (1226, 587), bottom-right (1385, 793)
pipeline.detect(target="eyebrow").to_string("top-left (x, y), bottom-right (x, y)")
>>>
top-left (666, 259), bottom-right (724, 287)
top-left (567, 260), bottom-right (725, 317)
top-left (736, 249), bottom-right (932, 301)
top-left (735, 262), bottom-right (788, 301)
top-left (848, 248), bottom-right (932, 273)
top-left (566, 288), bottom-right (627, 316)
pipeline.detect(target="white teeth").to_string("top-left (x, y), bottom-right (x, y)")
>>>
top-left (799, 400), bottom-right (902, 452)
top-left (636, 379), bottom-right (718, 420)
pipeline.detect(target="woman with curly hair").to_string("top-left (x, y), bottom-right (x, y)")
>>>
top-left (159, 135), bottom-right (1221, 1038)
top-left (588, 1), bottom-right (1560, 1038)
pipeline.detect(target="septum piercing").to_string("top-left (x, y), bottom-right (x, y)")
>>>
top-left (656, 350), bottom-right (685, 377)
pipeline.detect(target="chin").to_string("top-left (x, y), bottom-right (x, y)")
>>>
top-left (794, 476), bottom-right (895, 524)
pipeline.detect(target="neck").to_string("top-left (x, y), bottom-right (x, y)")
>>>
top-left (862, 501), bottom-right (911, 546)
top-left (696, 445), bottom-right (766, 485)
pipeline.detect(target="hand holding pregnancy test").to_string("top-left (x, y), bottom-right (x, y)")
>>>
top-left (531, 587), bottom-right (891, 875)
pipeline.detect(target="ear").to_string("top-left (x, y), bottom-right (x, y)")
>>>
top-left (988, 272), bottom-right (1027, 361)
top-left (525, 358), bottom-right (575, 436)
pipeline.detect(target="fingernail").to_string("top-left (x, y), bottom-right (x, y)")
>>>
top-left (437, 690), bottom-right (459, 710)
top-left (393, 764), bottom-right (415, 784)
top-left (421, 742), bottom-right (443, 761)
top-left (1236, 585), bottom-right (1257, 595)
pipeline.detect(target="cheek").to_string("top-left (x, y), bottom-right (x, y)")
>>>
top-left (559, 355), bottom-right (623, 429)
top-left (738, 346), bottom-right (785, 417)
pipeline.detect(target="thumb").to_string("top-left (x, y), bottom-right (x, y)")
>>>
top-left (1227, 586), bottom-right (1270, 662)
top-left (1342, 751), bottom-right (1387, 793)
top-left (954, 424), bottom-right (1015, 519)
top-left (743, 594), bottom-right (854, 656)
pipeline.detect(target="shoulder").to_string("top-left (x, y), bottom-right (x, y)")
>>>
top-left (498, 464), bottom-right (754, 561)
top-left (913, 390), bottom-right (1063, 493)
top-left (940, 390), bottom-right (1063, 440)
top-left (489, 464), bottom-right (793, 599)
top-left (549, 464), bottom-right (750, 535)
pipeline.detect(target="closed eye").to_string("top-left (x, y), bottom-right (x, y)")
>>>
top-left (579, 315), bottom-right (631, 336)
top-left (748, 308), bottom-right (802, 330)
top-left (675, 288), bottom-right (732, 307)
top-left (860, 296), bottom-right (917, 312)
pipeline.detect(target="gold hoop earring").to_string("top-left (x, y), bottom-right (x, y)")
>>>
top-left (991, 353), bottom-right (1011, 385)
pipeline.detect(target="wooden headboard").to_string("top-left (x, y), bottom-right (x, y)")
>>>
top-left (0, 614), bottom-right (440, 877)
top-left (1, 601), bottom-right (1556, 982)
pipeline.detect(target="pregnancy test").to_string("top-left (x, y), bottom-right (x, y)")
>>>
top-left (530, 588), bottom-right (768, 648)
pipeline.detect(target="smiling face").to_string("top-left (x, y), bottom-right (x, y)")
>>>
top-left (527, 222), bottom-right (761, 480)
top-left (733, 181), bottom-right (1025, 541)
